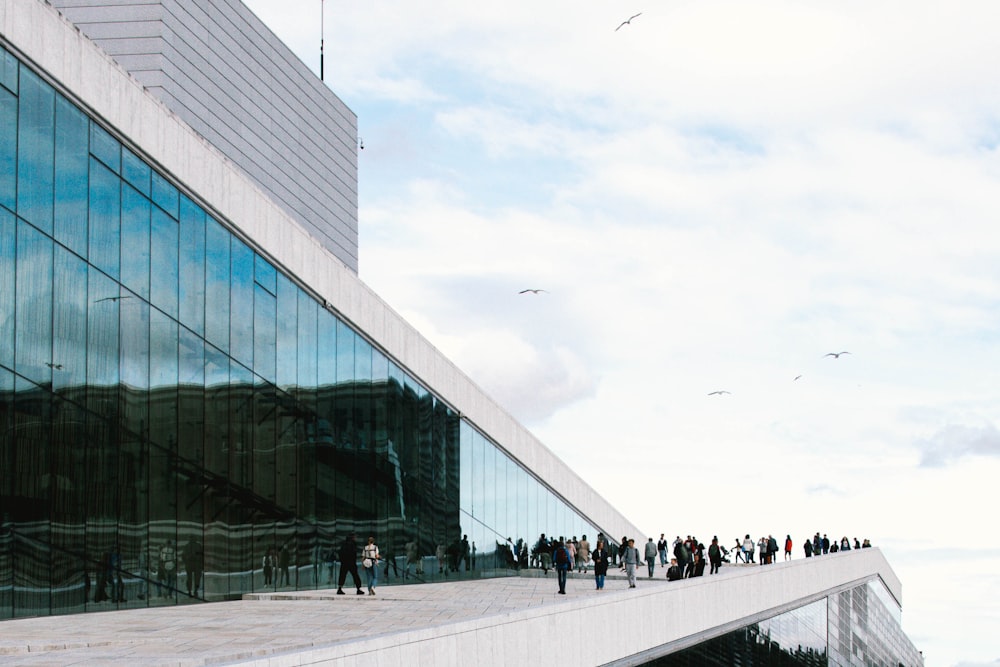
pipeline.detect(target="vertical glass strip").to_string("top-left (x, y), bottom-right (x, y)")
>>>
top-left (16, 68), bottom-right (55, 233)
top-left (53, 96), bottom-right (89, 257)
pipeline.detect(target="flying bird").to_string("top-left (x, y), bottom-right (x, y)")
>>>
top-left (615, 12), bottom-right (642, 31)
top-left (793, 374), bottom-right (803, 381)
top-left (518, 289), bottom-right (547, 294)
top-left (707, 390), bottom-right (731, 396)
top-left (45, 362), bottom-right (63, 370)
top-left (824, 351), bottom-right (850, 359)
top-left (94, 295), bottom-right (131, 303)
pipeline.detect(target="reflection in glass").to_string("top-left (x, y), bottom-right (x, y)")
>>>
top-left (1, 47), bottom-right (609, 621)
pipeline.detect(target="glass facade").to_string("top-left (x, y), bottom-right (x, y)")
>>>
top-left (640, 579), bottom-right (922, 667)
top-left (0, 45), bottom-right (600, 618)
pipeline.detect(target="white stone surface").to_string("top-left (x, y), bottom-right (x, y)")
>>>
top-left (0, 550), bottom-right (910, 665)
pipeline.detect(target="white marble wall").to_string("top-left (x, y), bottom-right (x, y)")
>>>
top-left (236, 549), bottom-right (904, 666)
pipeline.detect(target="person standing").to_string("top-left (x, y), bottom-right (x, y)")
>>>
top-left (784, 535), bottom-right (793, 561)
top-left (263, 548), bottom-right (275, 586)
top-left (666, 557), bottom-right (682, 581)
top-left (644, 537), bottom-right (657, 578)
top-left (362, 536), bottom-right (380, 595)
top-left (657, 534), bottom-right (668, 568)
top-left (673, 539), bottom-right (689, 578)
top-left (821, 534), bottom-right (830, 555)
top-left (708, 537), bottom-right (722, 575)
top-left (158, 539), bottom-right (177, 597)
top-left (804, 538), bottom-right (813, 558)
top-left (278, 544), bottom-right (291, 586)
top-left (592, 539), bottom-right (609, 590)
top-left (623, 538), bottom-right (641, 588)
top-left (743, 535), bottom-right (755, 564)
top-left (577, 534), bottom-right (590, 574)
top-left (183, 538), bottom-right (203, 597)
top-left (336, 533), bottom-right (365, 595)
top-left (553, 539), bottom-right (571, 594)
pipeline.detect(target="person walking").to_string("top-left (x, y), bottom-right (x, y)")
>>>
top-left (553, 539), bottom-right (571, 594)
top-left (644, 537), bottom-right (658, 578)
top-left (623, 538), bottom-right (641, 588)
top-left (336, 533), bottom-right (365, 595)
top-left (362, 536), bottom-right (380, 595)
top-left (708, 537), bottom-right (722, 575)
top-left (592, 539), bottom-right (609, 590)
top-left (577, 534), bottom-right (590, 574)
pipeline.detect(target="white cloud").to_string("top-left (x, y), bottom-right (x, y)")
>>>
top-left (248, 1), bottom-right (1000, 663)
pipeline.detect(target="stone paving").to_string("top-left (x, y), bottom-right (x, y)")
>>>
top-left (0, 569), bottom-right (682, 666)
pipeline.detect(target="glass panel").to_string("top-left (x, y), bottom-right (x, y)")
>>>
top-left (86, 271), bottom-right (121, 390)
top-left (178, 196), bottom-right (205, 335)
top-left (119, 290), bottom-right (149, 444)
top-left (229, 239), bottom-right (253, 368)
top-left (15, 219), bottom-right (52, 385)
top-left (253, 283), bottom-right (276, 384)
top-left (88, 158), bottom-right (120, 280)
top-left (0, 208), bottom-right (14, 365)
top-left (53, 96), bottom-right (89, 256)
top-left (204, 218), bottom-right (230, 354)
top-left (121, 148), bottom-right (150, 196)
top-left (254, 253), bottom-right (276, 296)
top-left (150, 207), bottom-right (178, 319)
top-left (89, 123), bottom-right (120, 174)
top-left (275, 274), bottom-right (297, 390)
top-left (52, 246), bottom-right (87, 393)
top-left (151, 171), bottom-right (178, 219)
top-left (16, 67), bottom-right (55, 233)
top-left (0, 87), bottom-right (16, 213)
top-left (120, 183), bottom-right (150, 301)
top-left (0, 46), bottom-right (17, 93)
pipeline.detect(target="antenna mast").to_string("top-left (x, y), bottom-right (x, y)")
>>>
top-left (320, 0), bottom-right (325, 81)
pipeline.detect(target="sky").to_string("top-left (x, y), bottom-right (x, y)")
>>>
top-left (243, 2), bottom-right (999, 664)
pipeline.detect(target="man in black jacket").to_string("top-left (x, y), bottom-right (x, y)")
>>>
top-left (336, 534), bottom-right (365, 595)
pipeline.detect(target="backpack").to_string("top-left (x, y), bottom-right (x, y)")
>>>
top-left (555, 546), bottom-right (569, 566)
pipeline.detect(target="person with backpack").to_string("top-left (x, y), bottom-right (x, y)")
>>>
top-left (623, 538), bottom-right (642, 588)
top-left (708, 537), bottom-right (722, 575)
top-left (553, 539), bottom-right (571, 594)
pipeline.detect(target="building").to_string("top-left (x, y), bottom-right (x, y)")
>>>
top-left (0, 0), bottom-right (922, 663)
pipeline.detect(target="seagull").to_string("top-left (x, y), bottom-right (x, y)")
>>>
top-left (707, 390), bottom-right (731, 396)
top-left (518, 289), bottom-right (547, 295)
top-left (94, 295), bottom-right (132, 303)
top-left (824, 351), bottom-right (850, 359)
top-left (793, 375), bottom-right (802, 381)
top-left (615, 12), bottom-right (642, 31)
top-left (45, 362), bottom-right (63, 370)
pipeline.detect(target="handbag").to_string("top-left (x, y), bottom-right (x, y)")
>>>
top-left (363, 558), bottom-right (373, 568)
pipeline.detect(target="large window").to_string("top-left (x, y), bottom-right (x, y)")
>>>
top-left (0, 45), bottom-right (601, 618)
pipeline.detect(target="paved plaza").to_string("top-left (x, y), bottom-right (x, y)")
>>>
top-left (0, 570), bottom-right (671, 666)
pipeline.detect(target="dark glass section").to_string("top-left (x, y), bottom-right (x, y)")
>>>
top-left (644, 598), bottom-right (829, 667)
